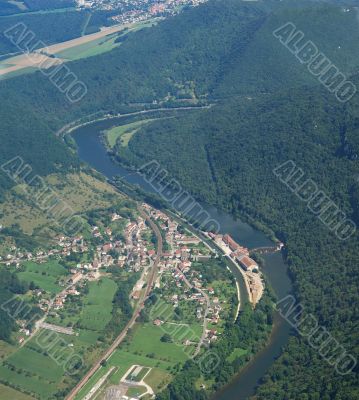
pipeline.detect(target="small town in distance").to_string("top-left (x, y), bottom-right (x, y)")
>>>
top-left (77, 0), bottom-right (208, 25)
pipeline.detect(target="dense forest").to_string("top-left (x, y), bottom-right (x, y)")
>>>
top-left (0, 10), bottom-right (90, 55)
top-left (0, 0), bottom-right (358, 398)
top-left (0, 0), bottom-right (75, 16)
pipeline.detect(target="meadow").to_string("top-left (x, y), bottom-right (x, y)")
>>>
top-left (79, 278), bottom-right (117, 331)
top-left (105, 119), bottom-right (156, 149)
top-left (55, 34), bottom-right (121, 61)
top-left (17, 260), bottom-right (67, 294)
top-left (0, 384), bottom-right (34, 400)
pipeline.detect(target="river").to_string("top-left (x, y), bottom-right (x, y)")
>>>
top-left (71, 115), bottom-right (293, 400)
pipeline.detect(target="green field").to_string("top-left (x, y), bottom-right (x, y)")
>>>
top-left (0, 383), bottom-right (34, 400)
top-left (127, 385), bottom-right (147, 397)
top-left (108, 349), bottom-right (174, 384)
top-left (122, 323), bottom-right (194, 364)
top-left (226, 347), bottom-right (248, 363)
top-left (0, 339), bottom-right (15, 360)
top-left (0, 277), bottom-right (118, 399)
top-left (79, 278), bottom-right (117, 331)
top-left (6, 346), bottom-right (65, 381)
top-left (105, 119), bottom-right (156, 148)
top-left (76, 349), bottom-right (174, 400)
top-left (0, 363), bottom-right (55, 399)
top-left (144, 367), bottom-right (172, 392)
top-left (17, 260), bottom-right (67, 294)
top-left (55, 19), bottom-right (159, 62)
top-left (55, 34), bottom-right (121, 61)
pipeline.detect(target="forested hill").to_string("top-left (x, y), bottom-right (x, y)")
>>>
top-left (0, 0), bottom-right (358, 398)
top-left (1, 0), bottom-right (359, 183)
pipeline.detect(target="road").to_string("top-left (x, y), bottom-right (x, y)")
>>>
top-left (65, 205), bottom-right (162, 400)
top-left (56, 105), bottom-right (212, 137)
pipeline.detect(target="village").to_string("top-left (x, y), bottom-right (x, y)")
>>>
top-left (0, 200), bottom-right (268, 350)
top-left (141, 204), bottom-right (235, 348)
top-left (76, 0), bottom-right (207, 25)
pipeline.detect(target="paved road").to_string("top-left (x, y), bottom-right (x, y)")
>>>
top-left (65, 205), bottom-right (162, 400)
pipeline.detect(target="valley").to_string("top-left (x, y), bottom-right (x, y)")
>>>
top-left (0, 1), bottom-right (358, 399)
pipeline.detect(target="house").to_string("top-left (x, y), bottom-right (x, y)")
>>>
top-left (102, 243), bottom-right (113, 253)
top-left (132, 290), bottom-right (141, 300)
top-left (223, 234), bottom-right (239, 251)
top-left (111, 213), bottom-right (121, 221)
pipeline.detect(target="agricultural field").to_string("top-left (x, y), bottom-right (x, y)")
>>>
top-left (17, 260), bottom-right (67, 295)
top-left (0, 383), bottom-right (34, 400)
top-left (55, 34), bottom-right (121, 61)
top-left (0, 339), bottom-right (15, 360)
top-left (0, 275), bottom-right (121, 399)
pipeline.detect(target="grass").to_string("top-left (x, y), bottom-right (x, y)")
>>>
top-left (76, 350), bottom-right (173, 400)
top-left (0, 364), bottom-right (55, 399)
top-left (79, 278), bottom-right (117, 331)
top-left (55, 19), bottom-right (159, 62)
top-left (161, 321), bottom-right (202, 343)
top-left (72, 298), bottom-right (202, 399)
top-left (226, 347), bottom-right (248, 363)
top-left (17, 260), bottom-right (67, 294)
top-left (144, 368), bottom-right (172, 392)
top-left (6, 346), bottom-right (65, 381)
top-left (55, 34), bottom-right (121, 61)
top-left (105, 119), bottom-right (156, 149)
top-left (108, 350), bottom-right (173, 384)
top-left (0, 340), bottom-right (15, 360)
top-left (0, 383), bottom-right (35, 400)
top-left (122, 323), bottom-right (193, 364)
top-left (0, 172), bottom-right (121, 235)
top-left (127, 386), bottom-right (147, 397)
top-left (2, 276), bottom-right (118, 400)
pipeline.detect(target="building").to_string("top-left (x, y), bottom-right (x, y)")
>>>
top-left (223, 234), bottom-right (239, 251)
top-left (237, 255), bottom-right (257, 271)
